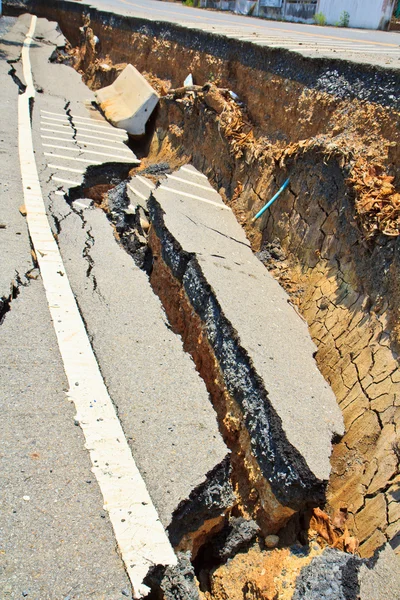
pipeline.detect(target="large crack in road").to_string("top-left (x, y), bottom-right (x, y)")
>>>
top-left (1, 4), bottom-right (400, 599)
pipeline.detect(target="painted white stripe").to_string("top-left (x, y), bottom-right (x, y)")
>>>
top-left (48, 164), bottom-right (85, 174)
top-left (71, 115), bottom-right (127, 131)
top-left (159, 184), bottom-right (230, 210)
top-left (42, 123), bottom-right (126, 139)
top-left (74, 124), bottom-right (128, 137)
top-left (41, 128), bottom-right (128, 145)
top-left (135, 175), bottom-right (155, 191)
top-left (42, 109), bottom-right (107, 125)
top-left (42, 134), bottom-right (80, 142)
top-left (168, 174), bottom-right (219, 194)
top-left (20, 17), bottom-right (176, 598)
top-left (51, 176), bottom-right (80, 186)
top-left (75, 134), bottom-right (128, 144)
top-left (44, 152), bottom-right (102, 164)
top-left (128, 183), bottom-right (148, 202)
top-left (41, 122), bottom-right (70, 130)
top-left (41, 109), bottom-right (72, 117)
top-left (43, 143), bottom-right (136, 161)
top-left (21, 16), bottom-right (36, 95)
top-left (41, 115), bottom-right (69, 124)
top-left (43, 144), bottom-right (83, 153)
top-left (70, 113), bottom-right (109, 123)
top-left (42, 135), bottom-right (132, 153)
top-left (43, 136), bottom-right (132, 154)
top-left (180, 165), bottom-right (208, 179)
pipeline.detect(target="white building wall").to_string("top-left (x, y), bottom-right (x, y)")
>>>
top-left (317, 0), bottom-right (395, 29)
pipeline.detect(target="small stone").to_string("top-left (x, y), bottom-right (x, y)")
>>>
top-left (0, 223), bottom-right (6, 229)
top-left (121, 589), bottom-right (130, 597)
top-left (22, 592), bottom-right (28, 597)
top-left (22, 496), bottom-right (30, 501)
top-left (265, 534), bottom-right (279, 548)
top-left (19, 205), bottom-right (27, 217)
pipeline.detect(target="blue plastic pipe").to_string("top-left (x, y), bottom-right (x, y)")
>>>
top-left (252, 177), bottom-right (290, 222)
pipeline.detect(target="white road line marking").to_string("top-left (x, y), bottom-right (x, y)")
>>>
top-left (128, 183), bottom-right (148, 202)
top-left (42, 109), bottom-right (107, 125)
top-left (159, 184), bottom-right (230, 210)
top-left (168, 174), bottom-right (219, 194)
top-left (71, 114), bottom-right (126, 130)
top-left (20, 17), bottom-right (176, 598)
top-left (74, 124), bottom-right (128, 137)
top-left (42, 143), bottom-right (136, 161)
top-left (48, 164), bottom-right (85, 174)
top-left (41, 129), bottom-right (128, 145)
top-left (70, 113), bottom-right (109, 123)
top-left (76, 134), bottom-right (128, 145)
top-left (41, 122), bottom-right (71, 130)
top-left (44, 152), bottom-right (102, 164)
top-left (21, 17), bottom-right (36, 94)
top-left (41, 115), bottom-right (69, 123)
top-left (51, 176), bottom-right (81, 186)
top-left (135, 175), bottom-right (155, 190)
top-left (42, 135), bottom-right (131, 153)
top-left (41, 109), bottom-right (71, 117)
top-left (180, 165), bottom-right (208, 179)
top-left (43, 144), bottom-right (81, 152)
top-left (42, 123), bottom-right (126, 139)
top-left (61, 137), bottom-right (131, 153)
top-left (42, 134), bottom-right (79, 142)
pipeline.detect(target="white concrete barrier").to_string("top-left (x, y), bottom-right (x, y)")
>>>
top-left (95, 64), bottom-right (159, 136)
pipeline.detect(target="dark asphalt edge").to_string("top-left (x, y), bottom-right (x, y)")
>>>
top-left (3, 0), bottom-right (400, 110)
top-left (148, 192), bottom-right (328, 512)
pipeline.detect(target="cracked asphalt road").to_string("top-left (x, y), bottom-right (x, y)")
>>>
top-left (0, 14), bottom-right (229, 597)
top-left (0, 16), bottom-right (132, 600)
top-left (62, 0), bottom-right (400, 68)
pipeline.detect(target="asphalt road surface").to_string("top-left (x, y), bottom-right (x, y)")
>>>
top-left (70, 0), bottom-right (400, 68)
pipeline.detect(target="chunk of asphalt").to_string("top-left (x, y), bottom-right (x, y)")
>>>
top-left (293, 543), bottom-right (400, 600)
top-left (148, 165), bottom-right (344, 518)
top-left (292, 547), bottom-right (360, 600)
top-left (144, 552), bottom-right (201, 600)
top-left (56, 202), bottom-right (232, 537)
top-left (168, 455), bottom-right (235, 549)
top-left (205, 516), bottom-right (260, 562)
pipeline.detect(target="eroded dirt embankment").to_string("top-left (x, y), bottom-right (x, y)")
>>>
top-left (30, 0), bottom-right (400, 563)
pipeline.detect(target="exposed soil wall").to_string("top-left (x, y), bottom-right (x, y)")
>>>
top-left (28, 0), bottom-right (400, 560)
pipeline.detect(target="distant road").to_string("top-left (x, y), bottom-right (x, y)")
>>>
top-left (75, 0), bottom-right (400, 68)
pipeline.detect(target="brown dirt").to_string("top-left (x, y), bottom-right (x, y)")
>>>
top-left (57, 15), bottom-right (400, 563)
top-left (204, 542), bottom-right (324, 600)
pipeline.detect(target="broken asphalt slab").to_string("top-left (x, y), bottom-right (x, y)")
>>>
top-left (53, 200), bottom-right (232, 533)
top-left (148, 165), bottom-right (344, 521)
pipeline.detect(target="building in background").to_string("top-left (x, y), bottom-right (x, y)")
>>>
top-left (198, 0), bottom-right (397, 29)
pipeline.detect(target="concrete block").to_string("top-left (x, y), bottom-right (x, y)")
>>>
top-left (95, 64), bottom-right (159, 135)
